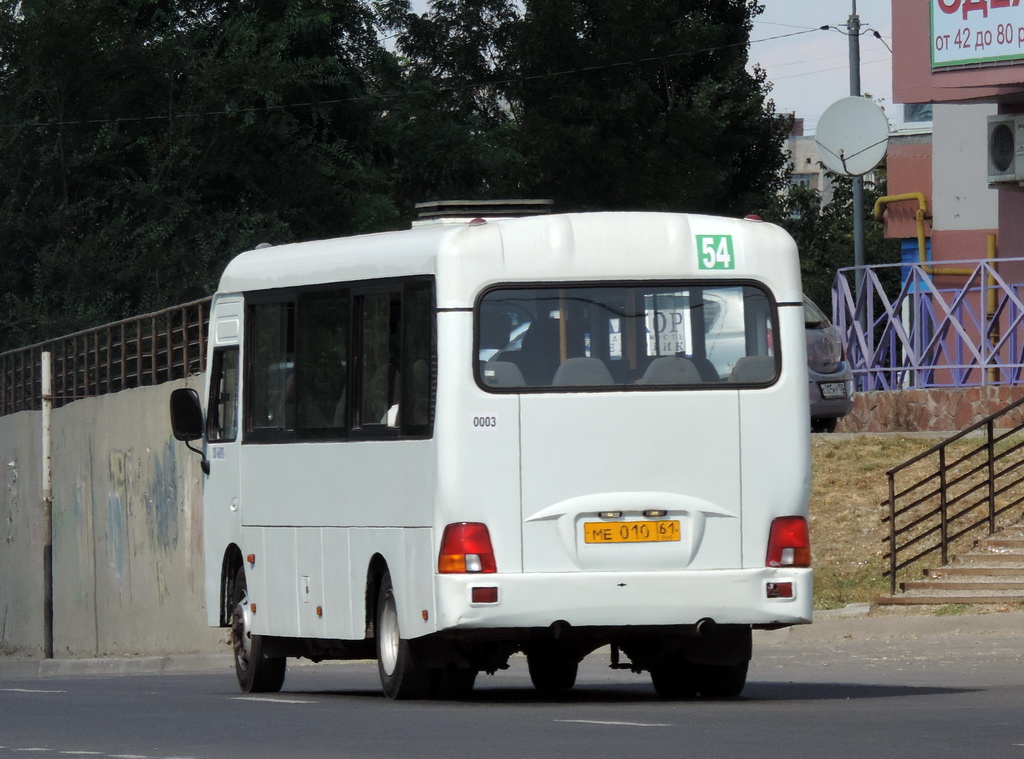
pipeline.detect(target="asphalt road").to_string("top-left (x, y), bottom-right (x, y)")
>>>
top-left (1, 611), bottom-right (1022, 759)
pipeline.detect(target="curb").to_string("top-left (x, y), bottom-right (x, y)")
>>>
top-left (0, 654), bottom-right (232, 680)
top-left (756, 607), bottom-right (1024, 645)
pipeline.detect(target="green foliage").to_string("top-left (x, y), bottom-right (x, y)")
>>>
top-left (0, 0), bottom-right (793, 351)
top-left (506, 0), bottom-right (787, 215)
top-left (763, 171), bottom-right (902, 310)
top-left (0, 0), bottom-right (401, 349)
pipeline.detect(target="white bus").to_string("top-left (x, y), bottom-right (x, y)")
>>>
top-left (170, 207), bottom-right (813, 700)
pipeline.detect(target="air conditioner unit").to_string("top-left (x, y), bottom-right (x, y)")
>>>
top-left (987, 114), bottom-right (1024, 184)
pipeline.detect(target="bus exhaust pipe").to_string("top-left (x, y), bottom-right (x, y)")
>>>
top-left (696, 618), bottom-right (716, 636)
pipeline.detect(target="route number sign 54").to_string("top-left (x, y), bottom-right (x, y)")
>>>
top-left (697, 234), bottom-right (735, 271)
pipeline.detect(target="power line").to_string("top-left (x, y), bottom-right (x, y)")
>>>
top-left (0, 28), bottom-right (821, 130)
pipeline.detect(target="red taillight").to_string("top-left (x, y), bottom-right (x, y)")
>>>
top-left (766, 516), bottom-right (811, 568)
top-left (438, 523), bottom-right (497, 574)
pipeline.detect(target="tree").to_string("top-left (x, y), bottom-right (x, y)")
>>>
top-left (763, 170), bottom-right (901, 310)
top-left (0, 0), bottom-right (400, 350)
top-left (506, 0), bottom-right (788, 215)
top-left (375, 0), bottom-right (524, 214)
top-left (0, 0), bottom-right (795, 351)
top-left (379, 0), bottom-right (790, 216)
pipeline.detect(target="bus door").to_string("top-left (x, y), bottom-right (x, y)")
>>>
top-left (203, 295), bottom-right (244, 626)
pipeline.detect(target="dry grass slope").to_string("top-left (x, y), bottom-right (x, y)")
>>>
top-left (807, 434), bottom-right (1019, 610)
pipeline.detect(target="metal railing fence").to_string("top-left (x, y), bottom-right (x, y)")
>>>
top-left (0, 298), bottom-right (211, 416)
top-left (882, 396), bottom-right (1024, 593)
top-left (834, 258), bottom-right (1024, 391)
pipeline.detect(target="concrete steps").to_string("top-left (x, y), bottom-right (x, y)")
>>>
top-left (875, 528), bottom-right (1024, 606)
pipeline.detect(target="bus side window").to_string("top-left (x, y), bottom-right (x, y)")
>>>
top-left (295, 290), bottom-right (350, 436)
top-left (358, 291), bottom-right (401, 428)
top-left (400, 280), bottom-right (433, 435)
top-left (207, 347), bottom-right (239, 442)
top-left (247, 301), bottom-right (295, 432)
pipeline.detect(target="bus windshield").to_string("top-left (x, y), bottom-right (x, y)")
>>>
top-left (477, 283), bottom-right (777, 390)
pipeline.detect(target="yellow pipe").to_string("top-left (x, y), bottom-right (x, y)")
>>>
top-left (874, 192), bottom-right (928, 263)
top-left (873, 192), bottom-right (976, 275)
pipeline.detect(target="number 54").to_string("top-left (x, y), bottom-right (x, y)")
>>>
top-left (697, 235), bottom-right (734, 270)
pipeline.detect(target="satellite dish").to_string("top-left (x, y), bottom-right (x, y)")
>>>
top-left (814, 97), bottom-right (890, 177)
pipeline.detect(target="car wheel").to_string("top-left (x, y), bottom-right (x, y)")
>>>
top-left (811, 416), bottom-right (838, 433)
top-left (433, 667), bottom-right (478, 699)
top-left (696, 661), bottom-right (748, 698)
top-left (231, 567), bottom-right (286, 693)
top-left (376, 571), bottom-right (433, 699)
top-left (527, 649), bottom-right (578, 691)
top-left (650, 657), bottom-right (699, 699)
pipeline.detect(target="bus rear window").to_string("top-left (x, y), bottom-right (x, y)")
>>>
top-left (476, 283), bottom-right (777, 390)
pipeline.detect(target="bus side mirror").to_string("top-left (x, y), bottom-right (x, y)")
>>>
top-left (170, 388), bottom-right (210, 475)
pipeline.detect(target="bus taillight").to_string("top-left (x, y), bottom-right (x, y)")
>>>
top-left (438, 523), bottom-right (497, 573)
top-left (766, 517), bottom-right (811, 568)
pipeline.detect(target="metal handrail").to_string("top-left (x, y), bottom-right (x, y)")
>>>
top-left (882, 395), bottom-right (1024, 593)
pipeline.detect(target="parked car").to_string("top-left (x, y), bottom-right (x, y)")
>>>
top-left (804, 295), bottom-right (854, 432)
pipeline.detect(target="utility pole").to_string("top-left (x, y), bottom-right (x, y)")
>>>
top-left (41, 351), bottom-right (53, 659)
top-left (849, 0), bottom-right (866, 297)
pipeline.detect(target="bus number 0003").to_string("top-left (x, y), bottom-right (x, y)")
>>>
top-left (473, 416), bottom-right (498, 429)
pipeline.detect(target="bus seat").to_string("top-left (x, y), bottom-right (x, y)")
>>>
top-left (688, 355), bottom-right (723, 382)
top-left (482, 361), bottom-right (526, 388)
top-left (514, 318), bottom-right (562, 385)
top-left (729, 355), bottom-right (775, 383)
top-left (553, 357), bottom-right (614, 387)
top-left (641, 356), bottom-right (702, 385)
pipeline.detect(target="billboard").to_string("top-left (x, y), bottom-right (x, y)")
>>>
top-left (932, 0), bottom-right (1024, 68)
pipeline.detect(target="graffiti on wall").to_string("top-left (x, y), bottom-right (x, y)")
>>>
top-left (107, 451), bottom-right (131, 590)
top-left (145, 438), bottom-right (179, 551)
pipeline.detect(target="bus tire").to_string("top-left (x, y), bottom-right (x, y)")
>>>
top-left (376, 572), bottom-right (432, 700)
top-left (650, 658), bottom-right (699, 699)
top-left (526, 650), bottom-right (578, 691)
top-left (230, 567), bottom-right (286, 693)
top-left (433, 667), bottom-right (478, 699)
top-left (696, 661), bottom-right (748, 698)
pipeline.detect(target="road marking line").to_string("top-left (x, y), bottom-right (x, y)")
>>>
top-left (555, 719), bottom-right (671, 727)
top-left (1, 689), bottom-right (66, 694)
top-left (232, 695), bottom-right (314, 704)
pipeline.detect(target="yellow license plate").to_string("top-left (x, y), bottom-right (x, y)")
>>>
top-left (583, 520), bottom-right (681, 544)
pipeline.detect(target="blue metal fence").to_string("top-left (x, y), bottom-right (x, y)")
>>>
top-left (833, 258), bottom-right (1024, 391)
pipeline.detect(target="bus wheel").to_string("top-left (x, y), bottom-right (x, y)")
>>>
top-left (231, 567), bottom-right (286, 693)
top-left (696, 661), bottom-right (748, 698)
top-left (650, 658), bottom-right (698, 699)
top-left (526, 650), bottom-right (578, 691)
top-left (433, 667), bottom-right (478, 699)
top-left (376, 572), bottom-right (432, 699)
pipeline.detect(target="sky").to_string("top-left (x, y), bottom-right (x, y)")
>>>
top-left (750, 0), bottom-right (894, 135)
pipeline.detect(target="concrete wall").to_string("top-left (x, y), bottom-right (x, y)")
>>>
top-left (838, 386), bottom-right (1024, 433)
top-left (0, 377), bottom-right (224, 658)
top-left (0, 411), bottom-right (43, 655)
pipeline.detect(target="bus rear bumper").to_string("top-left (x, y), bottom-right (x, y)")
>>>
top-left (431, 567), bottom-right (812, 633)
